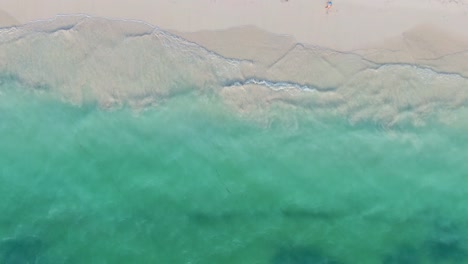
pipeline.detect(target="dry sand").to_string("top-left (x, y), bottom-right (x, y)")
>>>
top-left (1, 0), bottom-right (468, 50)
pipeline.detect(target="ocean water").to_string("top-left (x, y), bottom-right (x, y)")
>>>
top-left (1, 16), bottom-right (468, 264)
top-left (1, 75), bottom-right (468, 264)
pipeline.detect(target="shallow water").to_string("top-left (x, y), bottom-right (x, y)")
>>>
top-left (1, 75), bottom-right (468, 264)
top-left (1, 15), bottom-right (468, 264)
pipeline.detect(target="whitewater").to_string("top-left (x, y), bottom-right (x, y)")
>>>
top-left (0, 15), bottom-right (467, 263)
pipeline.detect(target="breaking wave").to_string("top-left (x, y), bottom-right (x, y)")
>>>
top-left (0, 15), bottom-right (467, 126)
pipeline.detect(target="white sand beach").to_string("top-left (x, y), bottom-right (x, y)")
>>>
top-left (2, 2), bottom-right (468, 264)
top-left (2, 0), bottom-right (468, 49)
top-left (0, 0), bottom-right (467, 125)
top-left (3, 0), bottom-right (467, 69)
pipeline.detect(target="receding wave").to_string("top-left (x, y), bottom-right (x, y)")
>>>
top-left (0, 15), bottom-right (467, 126)
top-left (1, 15), bottom-right (468, 264)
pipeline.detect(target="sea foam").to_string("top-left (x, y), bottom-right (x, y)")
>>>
top-left (0, 15), bottom-right (467, 126)
top-left (1, 15), bottom-right (468, 264)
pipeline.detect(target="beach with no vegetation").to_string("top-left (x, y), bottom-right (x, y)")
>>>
top-left (0, 0), bottom-right (468, 263)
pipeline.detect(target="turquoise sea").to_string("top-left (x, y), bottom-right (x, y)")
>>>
top-left (1, 75), bottom-right (467, 264)
top-left (1, 16), bottom-right (468, 264)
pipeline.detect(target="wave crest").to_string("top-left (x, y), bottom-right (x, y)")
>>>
top-left (0, 15), bottom-right (467, 126)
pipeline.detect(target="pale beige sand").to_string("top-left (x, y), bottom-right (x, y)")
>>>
top-left (2, 0), bottom-right (467, 75)
top-left (171, 26), bottom-right (297, 66)
top-left (1, 0), bottom-right (468, 49)
top-left (0, 9), bottom-right (19, 28)
top-left (0, 1), bottom-right (467, 126)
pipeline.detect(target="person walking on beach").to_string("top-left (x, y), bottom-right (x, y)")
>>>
top-left (325, 0), bottom-right (332, 13)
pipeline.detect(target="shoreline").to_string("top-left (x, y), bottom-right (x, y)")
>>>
top-left (0, 14), bottom-right (467, 126)
top-left (2, 12), bottom-right (468, 79)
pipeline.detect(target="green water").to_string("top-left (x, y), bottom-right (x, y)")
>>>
top-left (1, 79), bottom-right (468, 264)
